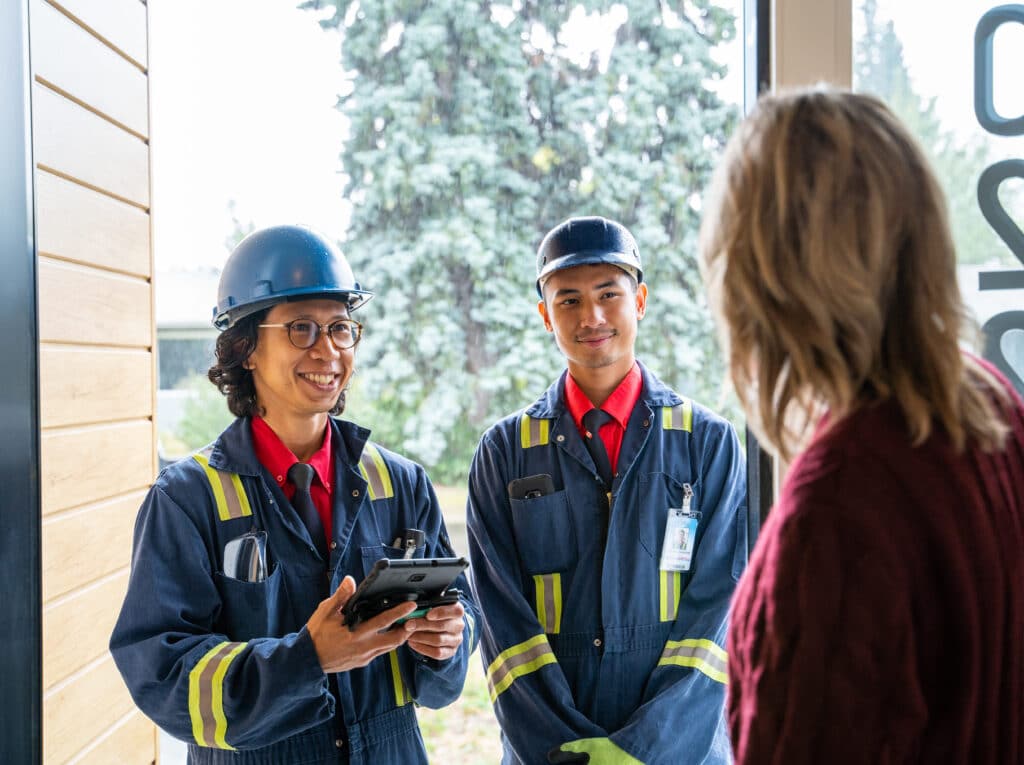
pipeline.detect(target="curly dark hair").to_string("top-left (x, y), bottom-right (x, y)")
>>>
top-left (207, 307), bottom-right (347, 418)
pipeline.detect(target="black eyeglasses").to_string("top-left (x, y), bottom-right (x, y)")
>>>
top-left (258, 318), bottom-right (363, 350)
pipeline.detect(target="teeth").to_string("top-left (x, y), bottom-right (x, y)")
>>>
top-left (303, 373), bottom-right (335, 385)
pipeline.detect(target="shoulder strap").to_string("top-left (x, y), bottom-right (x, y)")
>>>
top-left (661, 400), bottom-right (693, 433)
top-left (358, 442), bottom-right (395, 500)
top-left (519, 412), bottom-right (551, 449)
top-left (192, 448), bottom-right (253, 522)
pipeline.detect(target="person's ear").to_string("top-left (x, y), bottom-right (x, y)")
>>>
top-left (538, 299), bottom-right (553, 332)
top-left (635, 283), bottom-right (648, 320)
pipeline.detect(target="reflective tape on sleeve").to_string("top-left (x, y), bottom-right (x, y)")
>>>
top-left (658, 638), bottom-right (728, 684)
top-left (193, 450), bottom-right (252, 522)
top-left (188, 641), bottom-right (246, 749)
top-left (486, 634), bottom-right (557, 703)
top-left (387, 649), bottom-right (412, 707)
top-left (659, 569), bottom-right (681, 622)
top-left (661, 401), bottom-right (693, 432)
top-left (520, 414), bottom-right (550, 449)
top-left (358, 443), bottom-right (394, 500)
top-left (533, 573), bottom-right (563, 634)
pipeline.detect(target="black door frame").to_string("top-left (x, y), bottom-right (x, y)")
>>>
top-left (0, 2), bottom-right (772, 759)
top-left (0, 0), bottom-right (42, 762)
top-left (743, 0), bottom-right (775, 550)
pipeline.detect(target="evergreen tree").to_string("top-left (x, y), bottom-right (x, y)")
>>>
top-left (855, 0), bottom-right (1010, 266)
top-left (305, 0), bottom-right (738, 481)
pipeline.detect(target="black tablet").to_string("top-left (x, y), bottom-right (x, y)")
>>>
top-left (342, 556), bottom-right (469, 629)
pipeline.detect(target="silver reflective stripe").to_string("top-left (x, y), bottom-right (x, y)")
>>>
top-left (658, 638), bottom-right (727, 684)
top-left (486, 634), bottom-right (557, 702)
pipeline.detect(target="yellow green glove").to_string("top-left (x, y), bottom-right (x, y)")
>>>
top-left (547, 737), bottom-right (644, 764)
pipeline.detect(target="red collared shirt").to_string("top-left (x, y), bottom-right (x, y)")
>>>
top-left (251, 416), bottom-right (334, 543)
top-left (564, 362), bottom-right (643, 475)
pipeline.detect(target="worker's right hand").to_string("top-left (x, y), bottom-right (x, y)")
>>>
top-left (306, 575), bottom-right (418, 674)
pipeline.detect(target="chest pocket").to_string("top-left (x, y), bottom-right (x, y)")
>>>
top-left (637, 473), bottom-right (699, 559)
top-left (356, 442), bottom-right (419, 576)
top-left (512, 414), bottom-right (577, 574)
top-left (194, 450), bottom-right (303, 638)
top-left (510, 490), bottom-right (576, 574)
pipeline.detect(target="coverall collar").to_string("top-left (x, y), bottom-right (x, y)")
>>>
top-left (206, 415), bottom-right (372, 476)
top-left (525, 360), bottom-right (683, 420)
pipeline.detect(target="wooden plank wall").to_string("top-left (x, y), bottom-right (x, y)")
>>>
top-left (30, 0), bottom-right (158, 762)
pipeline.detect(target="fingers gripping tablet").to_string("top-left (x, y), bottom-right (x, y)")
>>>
top-left (342, 557), bottom-right (469, 629)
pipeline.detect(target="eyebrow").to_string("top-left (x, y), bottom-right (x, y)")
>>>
top-left (552, 280), bottom-right (620, 298)
top-left (286, 312), bottom-right (350, 322)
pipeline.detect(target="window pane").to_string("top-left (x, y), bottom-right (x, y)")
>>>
top-left (150, 3), bottom-right (747, 762)
top-left (853, 0), bottom-right (1024, 394)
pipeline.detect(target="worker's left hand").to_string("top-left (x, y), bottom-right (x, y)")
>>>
top-left (547, 738), bottom-right (644, 765)
top-left (403, 602), bottom-right (465, 661)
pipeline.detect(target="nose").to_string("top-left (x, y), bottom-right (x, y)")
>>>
top-left (309, 326), bottom-right (343, 357)
top-left (580, 300), bottom-right (606, 328)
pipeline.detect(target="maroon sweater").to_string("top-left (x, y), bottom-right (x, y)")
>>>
top-left (728, 376), bottom-right (1024, 764)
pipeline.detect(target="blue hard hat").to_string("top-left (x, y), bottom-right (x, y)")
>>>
top-left (213, 225), bottom-right (373, 329)
top-left (535, 216), bottom-right (642, 296)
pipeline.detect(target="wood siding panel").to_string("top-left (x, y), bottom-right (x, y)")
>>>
top-left (41, 491), bottom-right (144, 602)
top-left (46, 0), bottom-right (147, 69)
top-left (41, 421), bottom-right (154, 515)
top-left (74, 712), bottom-right (155, 765)
top-left (43, 573), bottom-right (128, 689)
top-left (37, 172), bottom-right (150, 277)
top-left (38, 258), bottom-right (152, 348)
top-left (31, 0), bottom-right (148, 136)
top-left (43, 656), bottom-right (136, 765)
top-left (33, 84), bottom-right (149, 207)
top-left (32, 0), bottom-right (155, 761)
top-left (40, 346), bottom-right (152, 428)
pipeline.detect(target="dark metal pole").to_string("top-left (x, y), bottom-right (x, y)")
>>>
top-left (744, 0), bottom-right (772, 113)
top-left (742, 0), bottom-right (775, 547)
top-left (0, 0), bottom-right (41, 762)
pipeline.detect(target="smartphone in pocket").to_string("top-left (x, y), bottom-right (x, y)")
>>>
top-left (507, 473), bottom-right (556, 500)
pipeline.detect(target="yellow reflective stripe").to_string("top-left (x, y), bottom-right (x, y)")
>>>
top-left (358, 443), bottom-right (394, 500)
top-left (486, 634), bottom-right (557, 702)
top-left (188, 641), bottom-right (246, 749)
top-left (532, 573), bottom-right (563, 633)
top-left (659, 569), bottom-right (681, 622)
top-left (658, 638), bottom-right (728, 684)
top-left (662, 401), bottom-right (693, 432)
top-left (387, 650), bottom-right (412, 706)
top-left (192, 452), bottom-right (252, 521)
top-left (520, 414), bottom-right (550, 448)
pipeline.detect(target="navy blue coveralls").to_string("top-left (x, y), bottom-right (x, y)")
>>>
top-left (110, 416), bottom-right (479, 764)
top-left (467, 363), bottom-right (747, 764)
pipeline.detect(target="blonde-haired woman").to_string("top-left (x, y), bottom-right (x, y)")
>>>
top-left (700, 87), bottom-right (1024, 764)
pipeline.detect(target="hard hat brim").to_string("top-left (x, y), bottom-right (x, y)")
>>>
top-left (213, 287), bottom-right (373, 330)
top-left (535, 250), bottom-right (643, 296)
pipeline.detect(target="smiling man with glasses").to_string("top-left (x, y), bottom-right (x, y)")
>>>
top-left (110, 224), bottom-right (479, 764)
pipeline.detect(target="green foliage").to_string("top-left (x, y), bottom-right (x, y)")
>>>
top-left (175, 374), bottom-right (236, 453)
top-left (304, 0), bottom-right (741, 483)
top-left (854, 0), bottom-right (1017, 267)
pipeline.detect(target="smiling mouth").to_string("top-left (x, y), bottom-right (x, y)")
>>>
top-left (299, 372), bottom-right (338, 385)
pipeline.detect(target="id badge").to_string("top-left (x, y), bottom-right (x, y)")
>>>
top-left (659, 483), bottom-right (700, 573)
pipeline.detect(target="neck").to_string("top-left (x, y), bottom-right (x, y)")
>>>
top-left (567, 357), bottom-right (635, 408)
top-left (260, 412), bottom-right (329, 462)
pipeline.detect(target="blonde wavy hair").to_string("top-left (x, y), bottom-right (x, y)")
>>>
top-left (699, 87), bottom-right (1010, 461)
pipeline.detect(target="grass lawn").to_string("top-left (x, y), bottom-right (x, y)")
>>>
top-left (418, 655), bottom-right (504, 763)
top-left (417, 484), bottom-right (504, 762)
